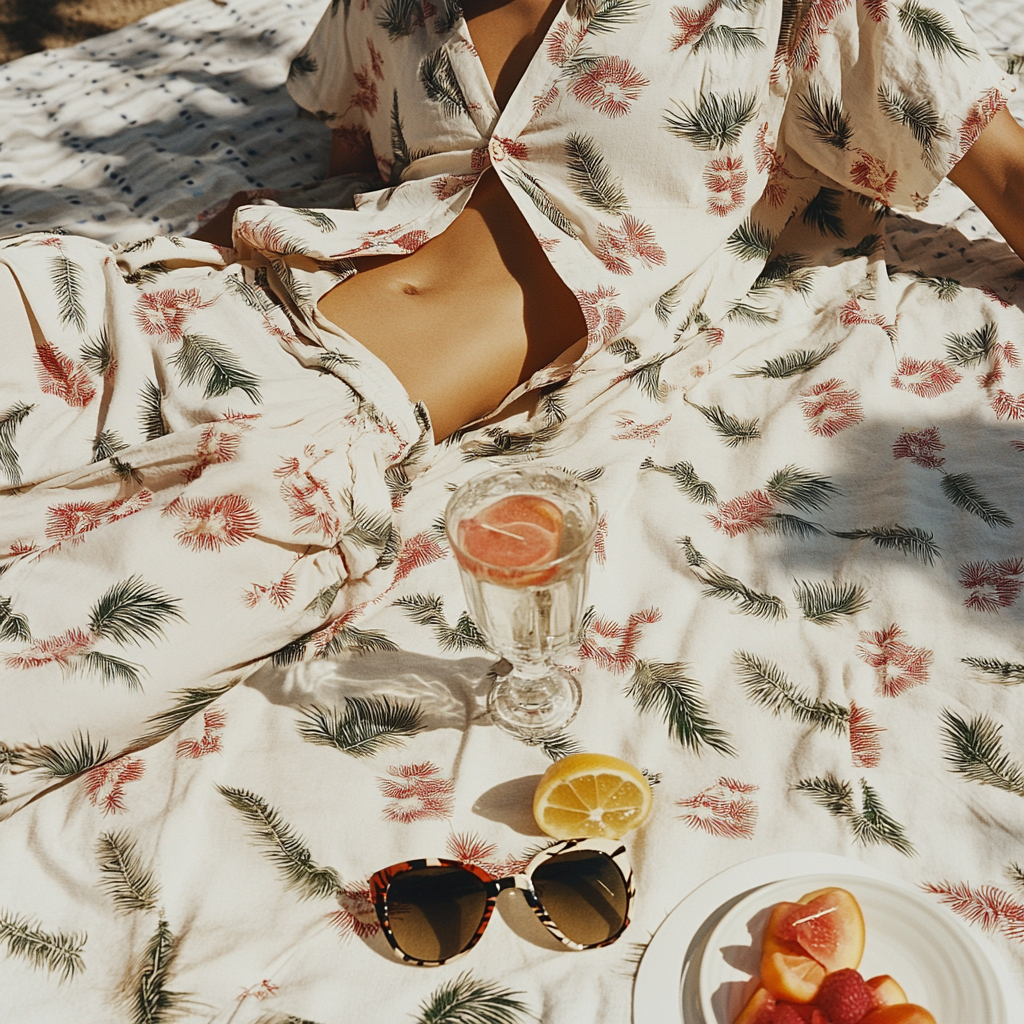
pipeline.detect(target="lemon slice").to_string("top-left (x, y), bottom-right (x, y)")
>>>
top-left (533, 752), bottom-right (653, 840)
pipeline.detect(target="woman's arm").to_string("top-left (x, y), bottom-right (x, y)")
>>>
top-left (948, 105), bottom-right (1024, 262)
top-left (191, 128), bottom-right (377, 247)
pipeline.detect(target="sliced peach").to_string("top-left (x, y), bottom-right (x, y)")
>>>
top-left (759, 945), bottom-right (826, 1003)
top-left (734, 985), bottom-right (775, 1024)
top-left (862, 1006), bottom-right (937, 1024)
top-left (777, 887), bottom-right (866, 972)
top-left (867, 975), bottom-right (908, 1008)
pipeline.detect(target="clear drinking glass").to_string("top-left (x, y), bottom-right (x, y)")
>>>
top-left (445, 466), bottom-right (598, 741)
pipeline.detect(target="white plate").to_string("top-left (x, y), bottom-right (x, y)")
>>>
top-left (631, 852), bottom-right (1024, 1024)
top-left (698, 874), bottom-right (1006, 1024)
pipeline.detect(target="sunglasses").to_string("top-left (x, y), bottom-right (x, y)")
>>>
top-left (369, 837), bottom-right (633, 965)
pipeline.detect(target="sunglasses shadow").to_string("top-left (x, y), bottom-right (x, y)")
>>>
top-left (244, 648), bottom-right (503, 732)
top-left (472, 775), bottom-right (546, 836)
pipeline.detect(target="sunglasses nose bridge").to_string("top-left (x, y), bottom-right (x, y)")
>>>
top-left (490, 873), bottom-right (532, 896)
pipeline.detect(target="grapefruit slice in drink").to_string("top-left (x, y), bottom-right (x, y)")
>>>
top-left (455, 493), bottom-right (564, 586)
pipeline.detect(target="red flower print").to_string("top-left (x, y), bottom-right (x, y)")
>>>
top-left (332, 123), bottom-right (371, 151)
top-left (992, 390), bottom-right (1024, 420)
top-left (669, 1), bottom-right (719, 50)
top-left (445, 833), bottom-right (530, 876)
top-left (5, 627), bottom-right (94, 670)
top-left (329, 883), bottom-right (380, 940)
top-left (34, 342), bottom-right (96, 408)
top-left (593, 513), bottom-right (608, 566)
top-left (857, 623), bottom-right (932, 697)
top-left (394, 230), bottom-right (430, 252)
top-left (597, 216), bottom-right (667, 275)
top-left (957, 88), bottom-right (1007, 159)
top-left (704, 156), bottom-right (747, 217)
top-left (378, 762), bottom-right (455, 823)
top-left (578, 607), bottom-right (661, 673)
top-left (922, 881), bottom-right (1024, 942)
top-left (279, 470), bottom-right (341, 541)
top-left (536, 235), bottom-right (560, 252)
top-left (431, 174), bottom-right (479, 200)
top-left (959, 558), bottom-right (1024, 613)
top-left (134, 288), bottom-right (208, 343)
top-left (546, 20), bottom-right (587, 67)
top-left (183, 413), bottom-right (258, 484)
top-left (850, 149), bottom-right (897, 203)
top-left (839, 298), bottom-right (896, 342)
top-left (800, 378), bottom-right (864, 437)
top-left (981, 285), bottom-right (1013, 309)
top-left (45, 491), bottom-right (153, 545)
top-left (849, 702), bottom-right (883, 768)
top-left (349, 66), bottom-right (379, 116)
top-left (367, 38), bottom-right (385, 79)
top-left (244, 571), bottom-right (297, 610)
top-left (491, 136), bottom-right (530, 161)
top-left (569, 56), bottom-right (648, 118)
top-left (861, 0), bottom-right (888, 21)
top-left (168, 494), bottom-right (260, 552)
top-left (612, 414), bottom-right (672, 441)
top-left (1012, 440), bottom-right (1024, 452)
top-left (708, 489), bottom-right (776, 537)
top-left (83, 754), bottom-right (145, 815)
top-left (176, 708), bottom-right (227, 759)
top-left (890, 356), bottom-right (961, 398)
top-left (576, 286), bottom-right (626, 345)
top-left (237, 979), bottom-right (280, 1003)
top-left (532, 83), bottom-right (560, 116)
top-left (677, 778), bottom-right (758, 839)
top-left (8, 541), bottom-right (38, 557)
top-left (775, 0), bottom-right (852, 75)
top-left (754, 123), bottom-right (792, 207)
top-left (892, 426), bottom-right (945, 468)
top-left (394, 531), bottom-right (447, 583)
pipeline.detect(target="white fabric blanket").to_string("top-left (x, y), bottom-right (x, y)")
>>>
top-left (2, 4), bottom-right (1024, 1024)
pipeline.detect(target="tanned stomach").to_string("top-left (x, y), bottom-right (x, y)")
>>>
top-left (316, 169), bottom-right (587, 441)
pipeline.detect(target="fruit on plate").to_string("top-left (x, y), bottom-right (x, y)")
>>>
top-left (532, 752), bottom-right (652, 839)
top-left (734, 986), bottom-right (775, 1024)
top-left (776, 888), bottom-right (866, 973)
top-left (455, 494), bottom-right (564, 586)
top-left (772, 1005), bottom-right (830, 1024)
top-left (760, 902), bottom-right (826, 1002)
top-left (861, 1007), bottom-right (937, 1024)
top-left (815, 969), bottom-right (876, 1024)
top-left (866, 976), bottom-right (908, 1008)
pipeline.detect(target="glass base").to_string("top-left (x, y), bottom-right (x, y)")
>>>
top-left (486, 666), bottom-right (582, 741)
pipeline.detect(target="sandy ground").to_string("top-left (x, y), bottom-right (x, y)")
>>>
top-left (0, 0), bottom-right (190, 63)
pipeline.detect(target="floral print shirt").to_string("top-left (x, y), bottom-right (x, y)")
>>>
top-left (238, 0), bottom-right (1013, 403)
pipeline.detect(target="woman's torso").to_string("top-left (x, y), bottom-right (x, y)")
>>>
top-left (317, 0), bottom-right (587, 440)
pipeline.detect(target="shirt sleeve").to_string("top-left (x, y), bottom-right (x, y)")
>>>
top-left (777, 0), bottom-right (1016, 212)
top-left (286, 1), bottom-right (366, 135)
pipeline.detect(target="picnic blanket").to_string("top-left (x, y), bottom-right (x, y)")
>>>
top-left (2, 2), bottom-right (1024, 1022)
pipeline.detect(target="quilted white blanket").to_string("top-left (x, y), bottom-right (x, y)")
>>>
top-left (2, 3), bottom-right (1024, 1023)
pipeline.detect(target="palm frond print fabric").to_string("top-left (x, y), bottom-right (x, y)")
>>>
top-left (2, 0), bottom-right (1024, 1020)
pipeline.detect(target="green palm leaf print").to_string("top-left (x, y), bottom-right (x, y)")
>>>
top-left (679, 537), bottom-right (787, 620)
top-left (793, 580), bottom-right (869, 625)
top-left (297, 696), bottom-right (424, 757)
top-left (419, 48), bottom-right (470, 118)
top-left (96, 831), bottom-right (160, 914)
top-left (802, 186), bottom-right (846, 238)
top-left (735, 652), bottom-right (849, 734)
top-left (0, 911), bottom-right (86, 981)
top-left (829, 524), bottom-right (940, 564)
top-left (897, 0), bottom-right (975, 60)
top-left (962, 657), bottom-right (1024, 686)
top-left (76, 650), bottom-right (144, 690)
top-left (508, 170), bottom-right (579, 238)
top-left (692, 403), bottom-right (761, 447)
top-left (663, 92), bottom-right (758, 150)
top-left (171, 333), bottom-right (262, 402)
top-left (766, 465), bottom-right (839, 512)
top-left (292, 208), bottom-right (337, 232)
top-left (877, 85), bottom-right (949, 159)
top-left (735, 343), bottom-right (839, 378)
top-left (586, 0), bottom-right (647, 35)
top-left (565, 133), bottom-right (629, 214)
top-left (693, 24), bottom-right (763, 54)
top-left (80, 328), bottom-right (113, 378)
top-left (48, 253), bottom-right (88, 330)
top-left (627, 659), bottom-right (736, 755)
top-left (394, 593), bottom-right (488, 652)
top-left (642, 459), bottom-right (717, 504)
top-left (133, 919), bottom-right (187, 1024)
top-left (16, 733), bottom-right (109, 779)
top-left (91, 429), bottom-right (129, 463)
top-left (0, 595), bottom-right (31, 643)
top-left (138, 380), bottom-right (168, 441)
top-left (89, 576), bottom-right (184, 648)
top-left (144, 681), bottom-right (235, 739)
top-left (539, 732), bottom-right (583, 761)
top-left (941, 709), bottom-right (1024, 797)
top-left (726, 218), bottom-right (776, 261)
top-left (0, 401), bottom-right (34, 487)
top-left (416, 972), bottom-right (531, 1024)
top-left (218, 786), bottom-right (343, 899)
top-left (287, 51), bottom-right (317, 79)
top-left (378, 0), bottom-right (423, 38)
top-left (945, 321), bottom-right (996, 367)
top-left (796, 85), bottom-right (852, 150)
top-left (940, 472), bottom-right (1013, 529)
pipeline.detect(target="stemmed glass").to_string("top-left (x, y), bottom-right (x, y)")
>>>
top-left (445, 466), bottom-right (598, 741)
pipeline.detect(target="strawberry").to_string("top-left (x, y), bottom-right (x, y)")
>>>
top-left (816, 969), bottom-right (876, 1024)
top-left (772, 1004), bottom-right (830, 1024)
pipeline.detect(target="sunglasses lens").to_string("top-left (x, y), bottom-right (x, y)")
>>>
top-left (532, 850), bottom-right (628, 946)
top-left (385, 866), bottom-right (489, 962)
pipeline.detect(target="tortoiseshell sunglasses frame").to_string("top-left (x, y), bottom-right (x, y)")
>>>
top-left (369, 837), bottom-right (634, 966)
